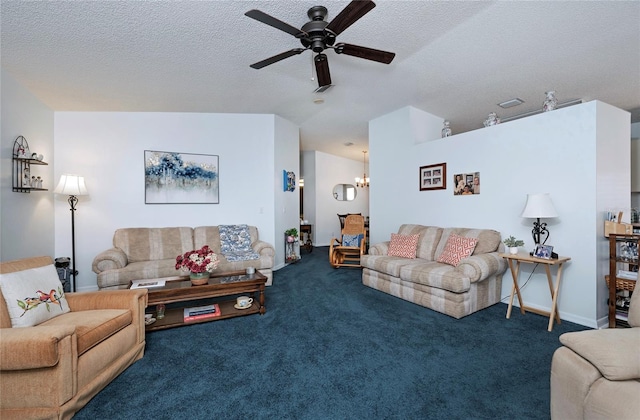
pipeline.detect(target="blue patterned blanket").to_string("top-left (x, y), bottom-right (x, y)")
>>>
top-left (219, 225), bottom-right (260, 262)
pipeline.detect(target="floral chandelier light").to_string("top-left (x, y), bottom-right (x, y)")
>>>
top-left (355, 150), bottom-right (370, 188)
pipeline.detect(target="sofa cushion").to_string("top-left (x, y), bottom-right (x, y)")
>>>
top-left (113, 227), bottom-right (194, 263)
top-left (559, 329), bottom-right (640, 381)
top-left (397, 225), bottom-right (443, 261)
top-left (437, 234), bottom-right (478, 266)
top-left (0, 264), bottom-right (70, 328)
top-left (388, 233), bottom-right (420, 258)
top-left (97, 259), bottom-right (182, 289)
top-left (434, 228), bottom-right (501, 260)
top-left (41, 309), bottom-right (132, 356)
top-left (399, 262), bottom-right (471, 293)
top-left (361, 255), bottom-right (427, 278)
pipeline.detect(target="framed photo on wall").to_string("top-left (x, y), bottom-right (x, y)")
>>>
top-left (144, 150), bottom-right (219, 204)
top-left (453, 171), bottom-right (481, 195)
top-left (419, 163), bottom-right (447, 191)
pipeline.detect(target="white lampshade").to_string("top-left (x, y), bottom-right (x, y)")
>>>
top-left (521, 193), bottom-right (558, 218)
top-left (54, 174), bottom-right (88, 196)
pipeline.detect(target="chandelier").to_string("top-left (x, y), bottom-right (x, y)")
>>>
top-left (355, 150), bottom-right (370, 188)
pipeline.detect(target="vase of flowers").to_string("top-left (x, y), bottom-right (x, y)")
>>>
top-left (175, 245), bottom-right (219, 285)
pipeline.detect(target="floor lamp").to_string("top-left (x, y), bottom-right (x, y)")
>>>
top-left (54, 174), bottom-right (88, 292)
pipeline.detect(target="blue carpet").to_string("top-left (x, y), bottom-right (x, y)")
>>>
top-left (74, 247), bottom-right (587, 419)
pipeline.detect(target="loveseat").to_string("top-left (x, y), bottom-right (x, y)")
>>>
top-left (550, 289), bottom-right (640, 419)
top-left (362, 224), bottom-right (507, 319)
top-left (92, 225), bottom-right (275, 289)
top-left (0, 256), bottom-right (146, 419)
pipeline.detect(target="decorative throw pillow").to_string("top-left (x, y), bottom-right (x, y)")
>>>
top-left (436, 234), bottom-right (478, 266)
top-left (387, 233), bottom-right (420, 259)
top-left (342, 234), bottom-right (363, 247)
top-left (0, 264), bottom-right (70, 328)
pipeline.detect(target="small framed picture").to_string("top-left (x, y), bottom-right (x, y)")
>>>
top-left (534, 244), bottom-right (554, 259)
top-left (420, 163), bottom-right (447, 191)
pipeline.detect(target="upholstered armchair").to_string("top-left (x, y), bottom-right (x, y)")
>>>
top-left (550, 289), bottom-right (640, 419)
top-left (0, 256), bottom-right (147, 419)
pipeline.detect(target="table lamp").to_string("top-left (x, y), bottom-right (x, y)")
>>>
top-left (54, 174), bottom-right (88, 292)
top-left (521, 193), bottom-right (558, 246)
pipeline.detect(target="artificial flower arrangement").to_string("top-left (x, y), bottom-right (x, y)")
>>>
top-left (175, 245), bottom-right (220, 274)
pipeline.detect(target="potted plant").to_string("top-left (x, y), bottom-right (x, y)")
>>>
top-left (503, 236), bottom-right (525, 254)
top-left (285, 228), bottom-right (298, 243)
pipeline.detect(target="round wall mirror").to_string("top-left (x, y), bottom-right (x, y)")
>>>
top-left (333, 184), bottom-right (357, 201)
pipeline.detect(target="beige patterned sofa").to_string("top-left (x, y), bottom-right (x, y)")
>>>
top-left (362, 225), bottom-right (507, 319)
top-left (92, 225), bottom-right (275, 289)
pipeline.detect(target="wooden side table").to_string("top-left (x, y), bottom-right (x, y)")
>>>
top-left (300, 224), bottom-right (313, 253)
top-left (500, 252), bottom-right (571, 332)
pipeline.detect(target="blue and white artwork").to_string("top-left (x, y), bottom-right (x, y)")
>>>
top-left (145, 150), bottom-right (219, 204)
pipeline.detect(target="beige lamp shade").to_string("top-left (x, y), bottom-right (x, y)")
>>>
top-left (54, 174), bottom-right (88, 196)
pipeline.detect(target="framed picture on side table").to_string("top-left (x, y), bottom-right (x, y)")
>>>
top-left (419, 163), bottom-right (447, 191)
top-left (534, 244), bottom-right (554, 259)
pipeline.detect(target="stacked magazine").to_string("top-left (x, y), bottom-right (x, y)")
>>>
top-left (183, 304), bottom-right (221, 321)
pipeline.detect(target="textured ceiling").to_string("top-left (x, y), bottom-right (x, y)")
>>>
top-left (2, 1), bottom-right (639, 161)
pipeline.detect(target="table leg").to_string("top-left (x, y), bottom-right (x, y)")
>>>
top-left (258, 284), bottom-right (266, 315)
top-left (506, 260), bottom-right (524, 318)
top-left (547, 263), bottom-right (564, 332)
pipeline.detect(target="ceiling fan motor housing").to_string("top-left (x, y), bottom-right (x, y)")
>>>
top-left (301, 6), bottom-right (336, 53)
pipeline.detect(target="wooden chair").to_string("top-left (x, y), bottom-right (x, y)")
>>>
top-left (337, 213), bottom-right (362, 229)
top-left (329, 214), bottom-right (367, 268)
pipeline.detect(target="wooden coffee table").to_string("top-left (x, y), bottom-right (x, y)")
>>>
top-left (132, 270), bottom-right (267, 332)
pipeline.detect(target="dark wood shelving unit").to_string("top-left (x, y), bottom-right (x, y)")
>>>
top-left (607, 233), bottom-right (637, 328)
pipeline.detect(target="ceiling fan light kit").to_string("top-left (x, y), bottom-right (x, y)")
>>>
top-left (245, 1), bottom-right (395, 90)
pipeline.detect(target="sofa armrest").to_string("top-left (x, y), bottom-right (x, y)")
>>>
top-left (0, 325), bottom-right (76, 370)
top-left (252, 240), bottom-right (275, 257)
top-left (559, 328), bottom-right (640, 381)
top-left (92, 248), bottom-right (128, 273)
top-left (455, 252), bottom-right (507, 282)
top-left (369, 241), bottom-right (390, 256)
top-left (67, 289), bottom-right (147, 344)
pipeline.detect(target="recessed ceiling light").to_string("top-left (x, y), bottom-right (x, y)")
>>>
top-left (313, 98), bottom-right (324, 104)
top-left (498, 98), bottom-right (525, 108)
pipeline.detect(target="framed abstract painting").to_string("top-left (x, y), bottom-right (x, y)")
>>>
top-left (144, 150), bottom-right (219, 204)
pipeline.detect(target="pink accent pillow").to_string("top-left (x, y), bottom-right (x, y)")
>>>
top-left (387, 233), bottom-right (420, 259)
top-left (437, 234), bottom-right (478, 266)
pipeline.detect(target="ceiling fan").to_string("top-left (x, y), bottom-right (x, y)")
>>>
top-left (245, 0), bottom-right (395, 91)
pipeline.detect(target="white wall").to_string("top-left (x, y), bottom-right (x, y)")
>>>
top-left (54, 112), bottom-right (298, 290)
top-left (302, 150), bottom-right (369, 246)
top-left (1, 69), bottom-right (55, 261)
top-left (369, 102), bottom-right (630, 328)
top-left (273, 115), bottom-right (300, 269)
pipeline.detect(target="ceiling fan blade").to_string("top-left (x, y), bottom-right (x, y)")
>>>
top-left (326, 0), bottom-right (376, 36)
top-left (250, 48), bottom-right (307, 69)
top-left (335, 43), bottom-right (395, 64)
top-left (314, 54), bottom-right (332, 87)
top-left (245, 9), bottom-right (307, 38)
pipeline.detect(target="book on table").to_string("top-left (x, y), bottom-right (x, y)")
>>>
top-left (184, 304), bottom-right (221, 321)
top-left (131, 279), bottom-right (166, 289)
